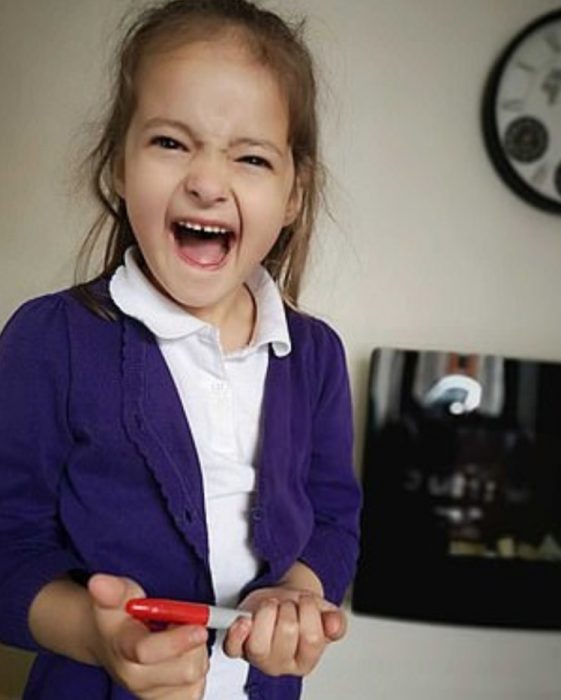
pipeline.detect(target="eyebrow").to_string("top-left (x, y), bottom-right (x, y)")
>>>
top-left (143, 117), bottom-right (192, 136)
top-left (142, 117), bottom-right (286, 157)
top-left (232, 137), bottom-right (285, 158)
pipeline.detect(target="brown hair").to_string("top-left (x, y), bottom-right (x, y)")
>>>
top-left (74, 0), bottom-right (324, 316)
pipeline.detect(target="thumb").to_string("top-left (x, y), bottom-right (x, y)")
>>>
top-left (88, 573), bottom-right (145, 611)
top-left (88, 574), bottom-right (148, 664)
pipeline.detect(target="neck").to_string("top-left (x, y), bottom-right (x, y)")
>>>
top-left (191, 284), bottom-right (257, 354)
top-left (139, 255), bottom-right (257, 352)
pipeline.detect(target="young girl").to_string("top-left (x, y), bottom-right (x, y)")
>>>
top-left (0, 1), bottom-right (361, 698)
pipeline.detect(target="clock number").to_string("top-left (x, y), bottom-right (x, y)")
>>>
top-left (515, 60), bottom-right (537, 74)
top-left (541, 68), bottom-right (561, 106)
top-left (500, 98), bottom-right (524, 113)
top-left (530, 163), bottom-right (548, 188)
top-left (544, 30), bottom-right (561, 53)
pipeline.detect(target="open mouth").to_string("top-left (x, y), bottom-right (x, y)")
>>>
top-left (172, 220), bottom-right (235, 268)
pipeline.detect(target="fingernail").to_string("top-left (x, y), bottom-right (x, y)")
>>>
top-left (229, 620), bottom-right (248, 639)
top-left (190, 627), bottom-right (207, 644)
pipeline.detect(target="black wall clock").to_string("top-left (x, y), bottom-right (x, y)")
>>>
top-left (482, 9), bottom-right (561, 213)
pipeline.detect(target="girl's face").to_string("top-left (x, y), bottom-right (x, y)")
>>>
top-left (115, 37), bottom-right (300, 324)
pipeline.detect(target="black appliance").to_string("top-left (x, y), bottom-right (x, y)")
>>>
top-left (352, 348), bottom-right (561, 629)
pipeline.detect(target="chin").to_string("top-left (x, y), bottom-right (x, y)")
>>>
top-left (169, 287), bottom-right (225, 314)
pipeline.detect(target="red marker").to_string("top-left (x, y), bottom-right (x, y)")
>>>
top-left (126, 598), bottom-right (252, 629)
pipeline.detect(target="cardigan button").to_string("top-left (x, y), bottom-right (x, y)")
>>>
top-left (250, 507), bottom-right (263, 522)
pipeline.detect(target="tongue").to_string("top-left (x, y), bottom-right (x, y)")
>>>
top-left (178, 236), bottom-right (226, 266)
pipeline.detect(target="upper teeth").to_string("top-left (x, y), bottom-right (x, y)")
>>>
top-left (178, 221), bottom-right (229, 235)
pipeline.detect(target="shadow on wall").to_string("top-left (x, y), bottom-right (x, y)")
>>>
top-left (0, 646), bottom-right (34, 700)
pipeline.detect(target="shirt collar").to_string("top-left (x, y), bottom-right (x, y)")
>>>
top-left (109, 247), bottom-right (291, 356)
top-left (246, 264), bottom-right (291, 357)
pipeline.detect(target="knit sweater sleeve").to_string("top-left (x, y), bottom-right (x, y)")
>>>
top-left (0, 295), bottom-right (83, 650)
top-left (297, 318), bottom-right (362, 605)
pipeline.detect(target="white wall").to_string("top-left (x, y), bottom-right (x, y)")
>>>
top-left (1, 1), bottom-right (561, 698)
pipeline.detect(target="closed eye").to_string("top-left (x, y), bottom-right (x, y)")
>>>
top-left (151, 135), bottom-right (185, 151)
top-left (238, 155), bottom-right (273, 170)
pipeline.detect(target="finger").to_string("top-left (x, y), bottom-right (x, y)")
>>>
top-left (314, 597), bottom-right (339, 614)
top-left (269, 600), bottom-right (299, 667)
top-left (160, 679), bottom-right (207, 700)
top-left (223, 617), bottom-right (252, 659)
top-left (152, 678), bottom-right (206, 700)
top-left (321, 609), bottom-right (347, 642)
top-left (295, 595), bottom-right (325, 672)
top-left (112, 617), bottom-right (154, 664)
top-left (309, 596), bottom-right (346, 641)
top-left (134, 624), bottom-right (208, 665)
top-left (244, 599), bottom-right (278, 663)
top-left (131, 643), bottom-right (209, 689)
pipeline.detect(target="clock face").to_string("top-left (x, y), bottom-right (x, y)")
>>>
top-left (483, 11), bottom-right (561, 213)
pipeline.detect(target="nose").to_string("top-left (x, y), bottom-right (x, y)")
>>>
top-left (183, 152), bottom-right (228, 206)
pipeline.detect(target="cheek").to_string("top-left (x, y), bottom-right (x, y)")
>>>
top-left (125, 178), bottom-right (168, 229)
top-left (246, 180), bottom-right (292, 221)
top-left (252, 226), bottom-right (283, 264)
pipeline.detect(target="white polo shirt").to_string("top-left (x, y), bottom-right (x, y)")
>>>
top-left (110, 247), bottom-right (291, 698)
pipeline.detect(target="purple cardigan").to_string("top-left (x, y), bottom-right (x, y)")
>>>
top-left (0, 283), bottom-right (361, 700)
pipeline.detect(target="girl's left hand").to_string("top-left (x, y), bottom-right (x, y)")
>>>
top-left (223, 587), bottom-right (347, 677)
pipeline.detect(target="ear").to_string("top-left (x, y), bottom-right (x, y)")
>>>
top-left (112, 153), bottom-right (126, 199)
top-left (283, 173), bottom-right (303, 227)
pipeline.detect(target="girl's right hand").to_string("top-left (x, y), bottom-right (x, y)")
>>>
top-left (88, 574), bottom-right (209, 700)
